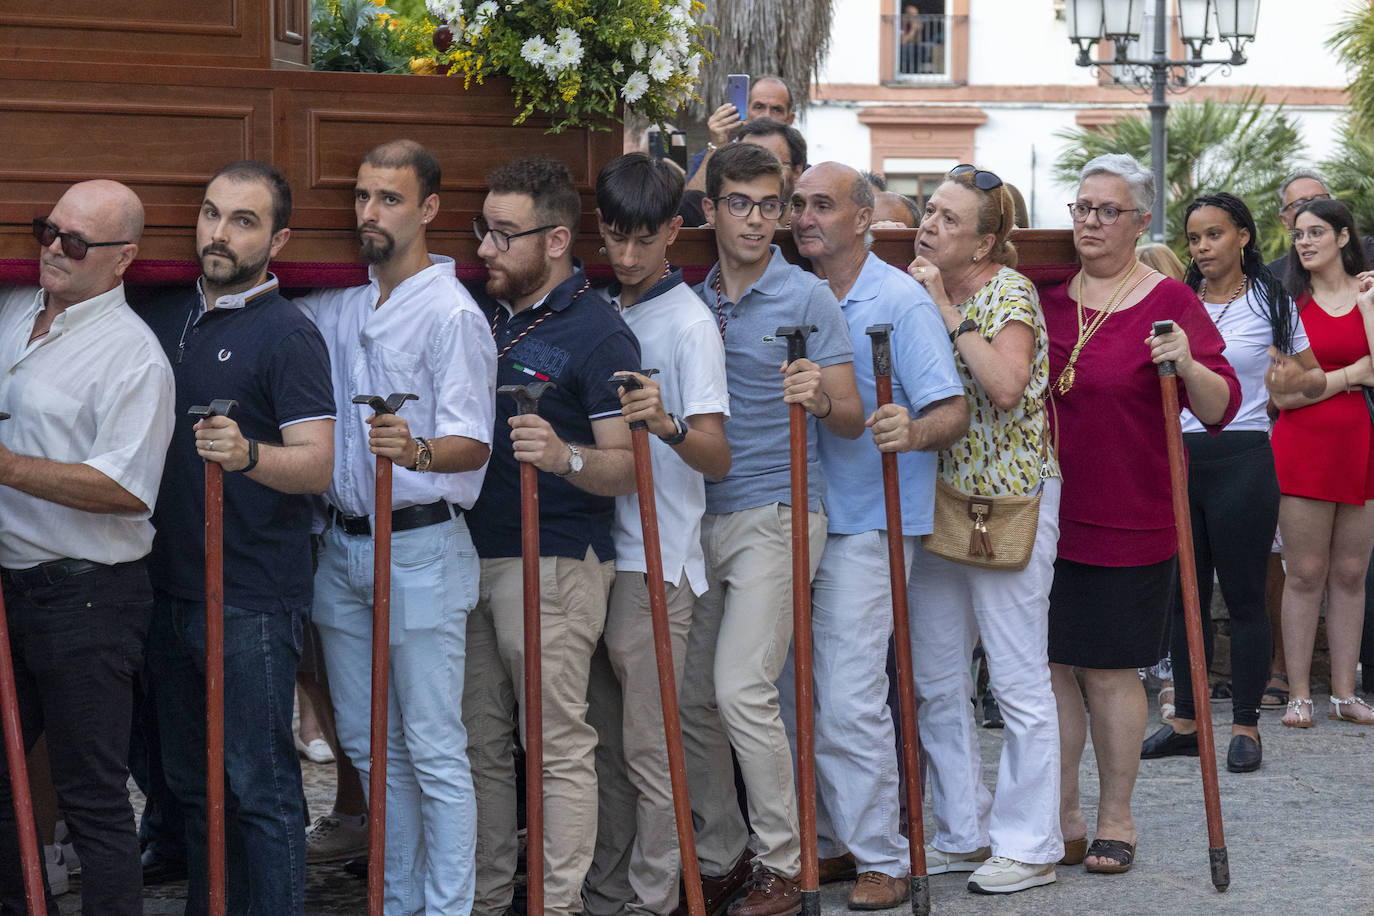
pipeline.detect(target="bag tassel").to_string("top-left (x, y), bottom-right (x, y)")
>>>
top-left (967, 500), bottom-right (996, 559)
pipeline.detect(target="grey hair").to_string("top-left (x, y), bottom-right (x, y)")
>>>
top-left (1080, 153), bottom-right (1154, 218)
top-left (851, 173), bottom-right (875, 211)
top-left (1277, 169), bottom-right (1330, 209)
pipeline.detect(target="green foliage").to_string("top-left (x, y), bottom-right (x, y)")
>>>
top-left (1319, 121), bottom-right (1374, 236)
top-left (1327, 2), bottom-right (1374, 135)
top-left (1052, 92), bottom-right (1304, 262)
top-left (427, 0), bottom-right (709, 133)
top-left (311, 0), bottom-right (437, 74)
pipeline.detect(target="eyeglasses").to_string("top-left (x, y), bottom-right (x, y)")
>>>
top-left (473, 216), bottom-right (557, 252)
top-left (32, 218), bottom-right (131, 260)
top-left (950, 164), bottom-right (1006, 234)
top-left (1289, 225), bottom-right (1331, 244)
top-left (712, 194), bottom-right (785, 221)
top-left (1067, 203), bottom-right (1141, 226)
top-left (1281, 193), bottom-right (1331, 217)
top-left (949, 164), bottom-right (1003, 191)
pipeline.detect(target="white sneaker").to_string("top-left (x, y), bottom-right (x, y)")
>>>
top-left (295, 735), bottom-right (336, 764)
top-left (922, 844), bottom-right (991, 874)
top-left (305, 814), bottom-right (369, 864)
top-left (53, 819), bottom-right (79, 875)
top-left (44, 844), bottom-right (69, 896)
top-left (967, 856), bottom-right (1056, 894)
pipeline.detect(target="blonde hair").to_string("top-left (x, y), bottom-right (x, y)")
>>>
top-left (946, 171), bottom-right (1018, 268)
top-left (1136, 242), bottom-right (1186, 281)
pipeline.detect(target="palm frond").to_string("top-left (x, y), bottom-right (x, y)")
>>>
top-left (692, 0), bottom-right (834, 116)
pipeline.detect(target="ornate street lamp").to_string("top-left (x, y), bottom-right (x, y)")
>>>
top-left (1066, 0), bottom-right (1260, 241)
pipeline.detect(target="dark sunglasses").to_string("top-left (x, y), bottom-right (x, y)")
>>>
top-left (32, 218), bottom-right (131, 261)
top-left (949, 164), bottom-right (1004, 191)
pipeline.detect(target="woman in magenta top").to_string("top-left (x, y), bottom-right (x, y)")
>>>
top-left (1044, 154), bottom-right (1240, 876)
top-left (1268, 198), bottom-right (1374, 728)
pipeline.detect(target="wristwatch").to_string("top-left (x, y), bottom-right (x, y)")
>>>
top-left (659, 413), bottom-right (689, 446)
top-left (411, 437), bottom-right (433, 472)
top-left (557, 441), bottom-right (585, 477)
top-left (239, 439), bottom-right (260, 473)
top-left (949, 318), bottom-right (979, 343)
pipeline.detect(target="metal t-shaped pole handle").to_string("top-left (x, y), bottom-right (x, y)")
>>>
top-left (188, 399), bottom-right (239, 421)
top-left (498, 382), bottom-right (557, 416)
top-left (1152, 320), bottom-right (1177, 377)
top-left (609, 370), bottom-right (661, 431)
top-left (775, 325), bottom-right (818, 363)
top-left (352, 392), bottom-right (419, 415)
top-left (866, 323), bottom-right (894, 379)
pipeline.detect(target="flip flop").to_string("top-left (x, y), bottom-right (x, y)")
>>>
top-left (1084, 838), bottom-right (1136, 874)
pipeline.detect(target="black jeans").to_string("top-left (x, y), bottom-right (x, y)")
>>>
top-left (1171, 431), bottom-right (1276, 728)
top-left (0, 561), bottom-right (152, 916)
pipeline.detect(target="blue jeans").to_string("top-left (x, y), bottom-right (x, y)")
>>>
top-left (0, 561), bottom-right (152, 916)
top-left (147, 591), bottom-right (307, 916)
top-left (313, 513), bottom-right (478, 915)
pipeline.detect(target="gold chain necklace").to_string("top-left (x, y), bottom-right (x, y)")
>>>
top-left (1055, 261), bottom-right (1155, 396)
top-left (1199, 277), bottom-right (1249, 325)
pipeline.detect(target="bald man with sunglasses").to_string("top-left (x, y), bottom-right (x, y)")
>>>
top-left (0, 180), bottom-right (175, 914)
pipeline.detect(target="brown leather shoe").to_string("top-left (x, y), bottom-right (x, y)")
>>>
top-left (672, 848), bottom-right (754, 916)
top-left (847, 871), bottom-right (910, 910)
top-left (818, 852), bottom-right (858, 884)
top-left (727, 868), bottom-right (801, 916)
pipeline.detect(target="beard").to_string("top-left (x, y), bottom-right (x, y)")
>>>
top-left (357, 224), bottom-right (396, 264)
top-left (199, 243), bottom-right (270, 289)
top-left (485, 256), bottom-right (551, 303)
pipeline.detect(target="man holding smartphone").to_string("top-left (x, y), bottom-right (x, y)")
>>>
top-left (684, 75), bottom-right (797, 190)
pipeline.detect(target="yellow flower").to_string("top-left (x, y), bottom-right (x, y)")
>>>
top-left (410, 56), bottom-right (437, 75)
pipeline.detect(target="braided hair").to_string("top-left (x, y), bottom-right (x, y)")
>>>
top-left (1183, 192), bottom-right (1295, 353)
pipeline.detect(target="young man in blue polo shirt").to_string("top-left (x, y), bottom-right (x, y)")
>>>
top-left (140, 160), bottom-right (336, 914)
top-left (464, 156), bottom-right (640, 916)
top-left (784, 161), bottom-right (967, 910)
top-left (678, 142), bottom-right (864, 916)
top-left (581, 153), bottom-right (731, 916)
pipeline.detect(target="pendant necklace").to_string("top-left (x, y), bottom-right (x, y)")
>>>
top-left (1054, 261), bottom-right (1156, 396)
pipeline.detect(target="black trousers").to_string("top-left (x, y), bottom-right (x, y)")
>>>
top-left (1171, 431), bottom-right (1276, 728)
top-left (0, 561), bottom-right (152, 916)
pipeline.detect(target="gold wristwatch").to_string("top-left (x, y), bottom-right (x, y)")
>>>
top-left (411, 437), bottom-right (433, 472)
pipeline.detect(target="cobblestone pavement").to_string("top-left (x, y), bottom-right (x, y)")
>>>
top-left (55, 681), bottom-right (1373, 914)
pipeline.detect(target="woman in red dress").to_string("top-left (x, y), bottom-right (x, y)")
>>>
top-left (1269, 198), bottom-right (1374, 727)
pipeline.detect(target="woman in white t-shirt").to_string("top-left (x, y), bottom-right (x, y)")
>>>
top-left (1140, 192), bottom-right (1317, 774)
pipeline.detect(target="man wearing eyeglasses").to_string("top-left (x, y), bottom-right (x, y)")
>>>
top-left (0, 180), bottom-right (175, 914)
top-left (295, 139), bottom-right (497, 913)
top-left (1268, 170), bottom-right (1374, 276)
top-left (677, 143), bottom-right (864, 916)
top-left (464, 156), bottom-right (639, 916)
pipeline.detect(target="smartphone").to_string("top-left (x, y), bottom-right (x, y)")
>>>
top-left (647, 126), bottom-right (667, 162)
top-left (726, 73), bottom-right (750, 121)
top-left (669, 130), bottom-right (688, 170)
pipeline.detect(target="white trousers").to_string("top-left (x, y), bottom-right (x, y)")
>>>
top-left (779, 529), bottom-right (915, 878)
top-left (908, 478), bottom-right (1064, 864)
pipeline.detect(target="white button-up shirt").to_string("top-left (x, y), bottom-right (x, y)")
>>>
top-left (296, 255), bottom-right (496, 516)
top-left (0, 284), bottom-right (176, 568)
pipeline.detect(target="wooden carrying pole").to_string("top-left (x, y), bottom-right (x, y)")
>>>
top-left (1152, 321), bottom-right (1229, 892)
top-left (611, 372), bottom-right (705, 916)
top-left (498, 382), bottom-right (556, 916)
top-left (188, 398), bottom-right (239, 916)
top-left (351, 392), bottom-right (418, 914)
top-left (775, 325), bottom-right (821, 916)
top-left (866, 325), bottom-right (931, 914)
top-left (0, 412), bottom-right (46, 912)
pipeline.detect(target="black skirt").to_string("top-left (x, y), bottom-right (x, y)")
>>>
top-left (1048, 555), bottom-right (1177, 669)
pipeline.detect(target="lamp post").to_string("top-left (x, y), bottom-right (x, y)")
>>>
top-left (1066, 0), bottom-right (1261, 242)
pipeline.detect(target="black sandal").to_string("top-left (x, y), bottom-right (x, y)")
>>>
top-left (1084, 838), bottom-right (1136, 874)
top-left (1261, 672), bottom-right (1290, 709)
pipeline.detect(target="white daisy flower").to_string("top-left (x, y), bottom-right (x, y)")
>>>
top-left (556, 27), bottom-right (579, 45)
top-left (685, 52), bottom-right (702, 78)
top-left (630, 40), bottom-right (647, 63)
top-left (622, 71), bottom-right (650, 103)
top-left (612, 59), bottom-right (624, 74)
top-left (647, 50), bottom-right (674, 82)
top-left (521, 36), bottom-right (549, 66)
top-left (475, 0), bottom-right (498, 21)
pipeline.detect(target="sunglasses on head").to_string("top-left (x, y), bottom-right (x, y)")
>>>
top-left (32, 218), bottom-right (131, 261)
top-left (949, 164), bottom-right (1004, 192)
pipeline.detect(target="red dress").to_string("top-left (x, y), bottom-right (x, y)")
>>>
top-left (1271, 295), bottom-right (1374, 504)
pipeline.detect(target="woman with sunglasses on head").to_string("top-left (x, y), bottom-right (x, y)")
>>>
top-left (1268, 197), bottom-right (1374, 727)
top-left (1043, 154), bottom-right (1240, 876)
top-left (883, 163), bottom-right (1065, 894)
top-left (1141, 193), bottom-right (1318, 773)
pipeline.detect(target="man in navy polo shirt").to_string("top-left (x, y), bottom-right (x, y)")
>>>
top-left (140, 160), bottom-right (335, 914)
top-left (464, 156), bottom-right (640, 916)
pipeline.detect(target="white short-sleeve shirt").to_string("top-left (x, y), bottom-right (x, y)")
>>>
top-left (0, 285), bottom-right (176, 568)
top-left (296, 255), bottom-right (497, 515)
top-left (606, 277), bottom-right (730, 596)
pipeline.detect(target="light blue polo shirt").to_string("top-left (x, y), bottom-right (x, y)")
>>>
top-left (696, 246), bottom-right (853, 514)
top-left (817, 252), bottom-right (964, 536)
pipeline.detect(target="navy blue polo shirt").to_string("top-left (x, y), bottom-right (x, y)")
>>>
top-left (138, 279), bottom-right (335, 610)
top-left (468, 264), bottom-right (641, 561)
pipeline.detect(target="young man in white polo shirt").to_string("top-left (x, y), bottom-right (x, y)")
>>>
top-left (582, 152), bottom-right (731, 916)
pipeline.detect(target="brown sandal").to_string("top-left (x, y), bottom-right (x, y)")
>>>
top-left (1060, 836), bottom-right (1088, 866)
top-left (1329, 695), bottom-right (1374, 724)
top-left (1084, 838), bottom-right (1136, 874)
